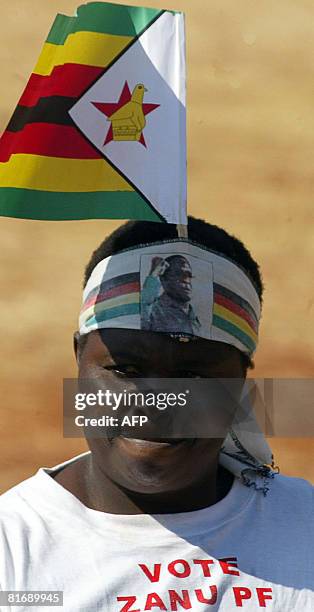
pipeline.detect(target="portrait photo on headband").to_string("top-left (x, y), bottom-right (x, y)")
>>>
top-left (140, 252), bottom-right (213, 336)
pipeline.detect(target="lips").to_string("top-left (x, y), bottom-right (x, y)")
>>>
top-left (117, 436), bottom-right (194, 448)
top-left (122, 435), bottom-right (190, 442)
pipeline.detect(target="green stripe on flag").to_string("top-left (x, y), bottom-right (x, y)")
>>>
top-left (0, 188), bottom-right (162, 221)
top-left (47, 3), bottom-right (163, 45)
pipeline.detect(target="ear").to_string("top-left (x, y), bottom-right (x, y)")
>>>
top-left (241, 353), bottom-right (254, 378)
top-left (73, 331), bottom-right (81, 365)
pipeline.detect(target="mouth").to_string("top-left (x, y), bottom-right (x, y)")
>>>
top-left (117, 436), bottom-right (195, 449)
top-left (180, 286), bottom-right (192, 295)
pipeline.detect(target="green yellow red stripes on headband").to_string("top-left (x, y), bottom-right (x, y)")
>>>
top-left (79, 273), bottom-right (258, 353)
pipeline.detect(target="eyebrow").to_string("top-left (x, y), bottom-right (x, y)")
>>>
top-left (104, 349), bottom-right (148, 362)
top-left (176, 356), bottom-right (229, 367)
top-left (105, 349), bottom-right (230, 366)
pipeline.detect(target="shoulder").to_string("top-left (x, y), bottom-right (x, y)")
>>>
top-left (270, 472), bottom-right (313, 498)
top-left (0, 476), bottom-right (32, 506)
top-left (0, 474), bottom-right (54, 589)
top-left (0, 476), bottom-right (38, 528)
top-left (259, 472), bottom-right (313, 518)
top-left (150, 292), bottom-right (168, 313)
top-left (0, 478), bottom-right (40, 576)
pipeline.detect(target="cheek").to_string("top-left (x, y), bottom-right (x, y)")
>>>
top-left (165, 283), bottom-right (179, 296)
top-left (78, 362), bottom-right (106, 385)
top-left (78, 350), bottom-right (111, 378)
top-left (88, 439), bottom-right (220, 494)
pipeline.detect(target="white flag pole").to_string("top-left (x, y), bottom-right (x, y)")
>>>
top-left (176, 224), bottom-right (188, 238)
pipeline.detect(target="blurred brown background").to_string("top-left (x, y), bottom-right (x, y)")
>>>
top-left (0, 0), bottom-right (313, 493)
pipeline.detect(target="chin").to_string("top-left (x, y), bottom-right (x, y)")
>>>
top-left (88, 437), bottom-right (219, 496)
top-left (105, 436), bottom-right (208, 494)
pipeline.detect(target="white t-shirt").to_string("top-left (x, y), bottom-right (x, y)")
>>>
top-left (0, 451), bottom-right (313, 612)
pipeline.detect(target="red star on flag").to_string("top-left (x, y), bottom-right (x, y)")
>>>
top-left (92, 81), bottom-right (159, 147)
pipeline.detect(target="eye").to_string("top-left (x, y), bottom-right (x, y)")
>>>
top-left (103, 365), bottom-right (142, 378)
top-left (176, 370), bottom-right (204, 379)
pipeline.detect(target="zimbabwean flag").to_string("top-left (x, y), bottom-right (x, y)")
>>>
top-left (0, 2), bottom-right (186, 223)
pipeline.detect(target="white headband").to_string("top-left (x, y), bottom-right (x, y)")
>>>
top-left (79, 240), bottom-right (261, 356)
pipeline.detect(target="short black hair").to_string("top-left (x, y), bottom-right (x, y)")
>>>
top-left (84, 217), bottom-right (263, 300)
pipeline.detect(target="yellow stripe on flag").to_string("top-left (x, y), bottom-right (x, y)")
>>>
top-left (213, 303), bottom-right (258, 342)
top-left (0, 154), bottom-right (133, 192)
top-left (34, 32), bottom-right (133, 76)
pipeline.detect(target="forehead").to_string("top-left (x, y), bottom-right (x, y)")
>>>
top-left (166, 257), bottom-right (191, 272)
top-left (82, 329), bottom-right (243, 368)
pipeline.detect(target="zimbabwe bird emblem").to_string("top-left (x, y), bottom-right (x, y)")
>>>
top-left (92, 81), bottom-right (160, 147)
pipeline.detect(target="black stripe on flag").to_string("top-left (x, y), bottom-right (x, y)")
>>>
top-left (6, 96), bottom-right (76, 132)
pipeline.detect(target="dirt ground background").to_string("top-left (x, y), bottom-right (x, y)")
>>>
top-left (0, 0), bottom-right (313, 493)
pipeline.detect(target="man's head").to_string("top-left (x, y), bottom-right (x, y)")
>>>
top-left (160, 255), bottom-right (192, 303)
top-left (75, 216), bottom-right (263, 496)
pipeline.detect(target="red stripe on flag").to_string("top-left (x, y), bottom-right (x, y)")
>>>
top-left (0, 123), bottom-right (101, 162)
top-left (214, 293), bottom-right (258, 333)
top-left (83, 281), bottom-right (140, 311)
top-left (18, 64), bottom-right (104, 107)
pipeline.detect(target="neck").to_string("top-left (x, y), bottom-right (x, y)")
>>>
top-left (55, 453), bottom-right (234, 515)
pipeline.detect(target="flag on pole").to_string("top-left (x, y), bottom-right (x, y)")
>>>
top-left (0, 2), bottom-right (186, 223)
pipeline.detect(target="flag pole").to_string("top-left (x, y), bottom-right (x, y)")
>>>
top-left (176, 224), bottom-right (188, 238)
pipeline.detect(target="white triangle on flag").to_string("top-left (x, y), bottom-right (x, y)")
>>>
top-left (69, 11), bottom-right (186, 224)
